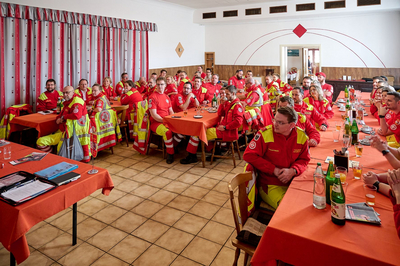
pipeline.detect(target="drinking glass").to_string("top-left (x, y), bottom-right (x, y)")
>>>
top-left (363, 184), bottom-right (377, 206)
top-left (335, 122), bottom-right (342, 131)
top-left (355, 143), bottom-right (363, 158)
top-left (183, 110), bottom-right (188, 117)
top-left (3, 146), bottom-right (11, 160)
top-left (343, 134), bottom-right (351, 148)
top-left (352, 163), bottom-right (362, 180)
top-left (332, 130), bottom-right (340, 142)
top-left (336, 166), bottom-right (347, 184)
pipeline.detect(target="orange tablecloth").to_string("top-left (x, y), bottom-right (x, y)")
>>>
top-left (251, 92), bottom-right (400, 266)
top-left (0, 142), bottom-right (114, 264)
top-left (9, 113), bottom-right (59, 137)
top-left (163, 108), bottom-right (219, 145)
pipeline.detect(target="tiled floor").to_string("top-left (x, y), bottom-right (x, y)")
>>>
top-left (0, 142), bottom-right (247, 266)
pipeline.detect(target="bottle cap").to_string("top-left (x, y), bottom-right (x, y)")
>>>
top-left (317, 162), bottom-right (321, 166)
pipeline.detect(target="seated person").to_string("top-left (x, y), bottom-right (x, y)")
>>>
top-left (203, 74), bottom-right (222, 97)
top-left (177, 71), bottom-right (190, 94)
top-left (292, 87), bottom-right (328, 131)
top-left (37, 79), bottom-right (63, 112)
top-left (172, 82), bottom-right (199, 113)
top-left (192, 71), bottom-right (203, 82)
top-left (278, 96), bottom-right (320, 147)
top-left (265, 75), bottom-right (281, 106)
top-left (387, 169), bottom-right (400, 239)
top-left (378, 91), bottom-right (400, 148)
top-left (317, 72), bottom-right (333, 104)
top-left (370, 86), bottom-right (384, 120)
top-left (300, 76), bottom-right (312, 98)
top-left (272, 73), bottom-right (292, 94)
top-left (143, 78), bottom-right (157, 100)
top-left (102, 77), bottom-right (118, 101)
top-left (120, 80), bottom-right (143, 120)
top-left (165, 75), bottom-right (178, 102)
top-left (135, 77), bottom-right (148, 94)
top-left (115, 73), bottom-right (129, 96)
top-left (243, 107), bottom-right (310, 209)
top-left (36, 86), bottom-right (90, 162)
top-left (160, 69), bottom-right (167, 78)
top-left (204, 68), bottom-right (213, 83)
top-left (228, 69), bottom-right (245, 91)
top-left (75, 79), bottom-right (93, 106)
top-left (192, 77), bottom-right (210, 104)
top-left (303, 84), bottom-right (334, 120)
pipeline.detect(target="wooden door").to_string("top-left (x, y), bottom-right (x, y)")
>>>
top-left (205, 52), bottom-right (215, 71)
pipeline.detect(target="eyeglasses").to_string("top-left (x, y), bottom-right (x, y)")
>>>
top-left (273, 119), bottom-right (290, 126)
top-left (62, 91), bottom-right (73, 95)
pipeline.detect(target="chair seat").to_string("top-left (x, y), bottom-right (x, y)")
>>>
top-left (231, 237), bottom-right (256, 256)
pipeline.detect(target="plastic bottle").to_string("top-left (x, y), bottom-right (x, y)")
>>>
top-left (313, 163), bottom-right (326, 209)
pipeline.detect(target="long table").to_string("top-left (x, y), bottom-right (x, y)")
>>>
top-left (251, 92), bottom-right (400, 266)
top-left (9, 113), bottom-right (59, 138)
top-left (0, 142), bottom-right (114, 264)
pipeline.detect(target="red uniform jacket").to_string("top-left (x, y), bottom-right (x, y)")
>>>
top-left (165, 84), bottom-right (178, 102)
top-left (192, 87), bottom-right (210, 103)
top-left (177, 78), bottom-right (191, 94)
top-left (74, 88), bottom-right (93, 106)
top-left (56, 94), bottom-right (87, 132)
top-left (228, 76), bottom-right (245, 90)
top-left (296, 113), bottom-right (320, 144)
top-left (216, 98), bottom-right (244, 141)
top-left (385, 110), bottom-right (400, 142)
top-left (37, 90), bottom-right (63, 111)
top-left (102, 86), bottom-right (116, 100)
top-left (172, 93), bottom-right (197, 113)
top-left (321, 83), bottom-right (334, 104)
top-left (389, 193), bottom-right (400, 239)
top-left (243, 125), bottom-right (310, 188)
top-left (294, 101), bottom-right (328, 128)
top-left (304, 96), bottom-right (334, 120)
top-left (115, 81), bottom-right (124, 96)
top-left (143, 86), bottom-right (156, 100)
top-left (120, 90), bottom-right (143, 117)
top-left (204, 83), bottom-right (222, 97)
top-left (276, 79), bottom-right (293, 94)
top-left (301, 87), bottom-right (310, 99)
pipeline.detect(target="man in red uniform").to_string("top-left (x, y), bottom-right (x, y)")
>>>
top-left (120, 80), bottom-right (143, 118)
top-left (143, 78), bottom-right (157, 100)
top-left (278, 96), bottom-right (320, 147)
top-left (204, 74), bottom-right (222, 97)
top-left (243, 106), bottom-right (310, 209)
top-left (75, 79), bottom-right (93, 106)
top-left (37, 79), bottom-right (63, 112)
top-left (135, 77), bottom-right (148, 94)
top-left (197, 66), bottom-right (206, 79)
top-left (192, 77), bottom-right (210, 104)
top-left (115, 73), bottom-right (129, 96)
top-left (378, 91), bottom-right (400, 148)
top-left (160, 69), bottom-right (167, 78)
top-left (172, 82), bottom-right (199, 112)
top-left (177, 71), bottom-right (191, 94)
top-left (292, 87), bottom-right (328, 131)
top-left (300, 76), bottom-right (311, 98)
top-left (317, 72), bottom-right (334, 104)
top-left (149, 77), bottom-right (175, 164)
top-left (370, 76), bottom-right (383, 101)
top-left (265, 75), bottom-right (280, 107)
top-left (228, 69), bottom-right (245, 91)
top-left (272, 73), bottom-right (293, 94)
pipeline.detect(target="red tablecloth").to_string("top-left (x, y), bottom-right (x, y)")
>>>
top-left (0, 142), bottom-right (114, 264)
top-left (9, 113), bottom-right (59, 137)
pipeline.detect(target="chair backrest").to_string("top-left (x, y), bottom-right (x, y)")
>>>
top-left (118, 105), bottom-right (129, 126)
top-left (228, 172), bottom-right (253, 235)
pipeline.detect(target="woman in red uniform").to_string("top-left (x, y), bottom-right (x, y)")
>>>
top-left (303, 84), bottom-right (334, 120)
top-left (102, 77), bottom-right (118, 101)
top-left (164, 75), bottom-right (178, 102)
top-left (120, 80), bottom-right (143, 120)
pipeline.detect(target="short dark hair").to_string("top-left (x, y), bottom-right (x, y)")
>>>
top-left (380, 75), bottom-right (388, 81)
top-left (92, 83), bottom-right (101, 89)
top-left (279, 96), bottom-right (294, 107)
top-left (184, 81), bottom-right (192, 89)
top-left (236, 69), bottom-right (243, 73)
top-left (206, 68), bottom-right (212, 72)
top-left (121, 73), bottom-right (128, 78)
top-left (156, 77), bottom-right (166, 84)
top-left (151, 72), bottom-right (157, 76)
top-left (194, 76), bottom-right (202, 82)
top-left (373, 76), bottom-right (383, 81)
top-left (79, 79), bottom-right (88, 85)
top-left (181, 71), bottom-right (187, 75)
top-left (177, 70), bottom-right (182, 74)
top-left (124, 80), bottom-right (135, 87)
top-left (292, 86), bottom-right (304, 95)
top-left (273, 73), bottom-right (280, 79)
top-left (387, 91), bottom-right (400, 102)
top-left (277, 107), bottom-right (298, 124)
top-left (247, 70), bottom-right (252, 73)
top-left (161, 69), bottom-right (167, 73)
top-left (226, 85), bottom-right (237, 94)
top-left (46, 79), bottom-right (56, 85)
top-left (303, 76), bottom-right (311, 81)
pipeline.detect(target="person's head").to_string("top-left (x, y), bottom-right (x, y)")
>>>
top-left (166, 75), bottom-right (174, 85)
top-left (197, 66), bottom-right (203, 73)
top-left (265, 75), bottom-right (273, 85)
top-left (102, 77), bottom-right (112, 87)
top-left (121, 73), bottom-right (128, 82)
top-left (79, 79), bottom-right (88, 91)
top-left (138, 76), bottom-right (146, 86)
top-left (373, 76), bottom-right (383, 90)
top-left (302, 76), bottom-right (312, 90)
top-left (45, 79), bottom-right (56, 92)
top-left (225, 85), bottom-right (237, 101)
top-left (151, 73), bottom-right (158, 80)
top-left (182, 82), bottom-right (192, 96)
top-left (124, 80), bottom-right (135, 93)
top-left (92, 84), bottom-right (102, 97)
top-left (62, 86), bottom-right (75, 101)
top-left (193, 77), bottom-right (202, 89)
top-left (160, 69), bottom-right (167, 77)
top-left (375, 86), bottom-right (383, 100)
top-left (247, 70), bottom-right (253, 78)
top-left (236, 69), bottom-right (243, 80)
top-left (219, 87), bottom-right (227, 100)
top-left (176, 70), bottom-right (182, 75)
top-left (317, 72), bottom-right (326, 84)
top-left (386, 91), bottom-right (400, 111)
top-left (378, 80), bottom-right (389, 88)
top-left (309, 84), bottom-right (324, 101)
top-left (245, 77), bottom-right (254, 89)
top-left (381, 75), bottom-right (388, 81)
top-left (292, 87), bottom-right (304, 104)
top-left (278, 96), bottom-right (294, 108)
top-left (194, 71), bottom-right (201, 78)
top-left (211, 74), bottom-right (219, 85)
top-left (180, 71), bottom-right (187, 79)
top-left (274, 107), bottom-right (298, 135)
top-left (156, 77), bottom-right (167, 94)
top-left (206, 68), bottom-right (212, 76)
top-left (382, 87), bottom-right (391, 104)
top-left (148, 78), bottom-right (156, 88)
top-left (272, 73), bottom-right (280, 82)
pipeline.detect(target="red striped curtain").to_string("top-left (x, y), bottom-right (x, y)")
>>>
top-left (0, 2), bottom-right (157, 116)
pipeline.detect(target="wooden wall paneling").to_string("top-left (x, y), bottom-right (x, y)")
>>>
top-left (149, 65), bottom-right (205, 79)
top-left (213, 65), bottom-right (280, 80)
top-left (321, 67), bottom-right (400, 85)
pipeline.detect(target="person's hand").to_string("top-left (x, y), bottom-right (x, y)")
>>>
top-left (203, 100), bottom-right (208, 105)
top-left (56, 118), bottom-right (63, 125)
top-left (387, 169), bottom-right (400, 203)
top-left (277, 168), bottom-right (295, 184)
top-left (320, 125), bottom-right (327, 131)
top-left (273, 167), bottom-right (281, 177)
top-left (370, 135), bottom-right (388, 152)
top-left (377, 128), bottom-right (384, 136)
top-left (362, 171), bottom-right (379, 185)
top-left (378, 105), bottom-right (388, 116)
top-left (188, 92), bottom-right (194, 98)
top-left (240, 101), bottom-right (247, 107)
top-left (217, 125), bottom-right (225, 131)
top-left (309, 139), bottom-right (318, 147)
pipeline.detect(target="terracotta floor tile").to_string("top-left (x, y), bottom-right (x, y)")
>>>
top-left (87, 226), bottom-right (128, 251)
top-left (223, 173), bottom-right (236, 182)
top-left (132, 220), bottom-right (169, 243)
top-left (230, 167), bottom-right (244, 174)
top-left (28, 220), bottom-right (47, 234)
top-left (116, 158), bottom-right (139, 167)
top-left (104, 155), bottom-right (125, 163)
top-left (115, 179), bottom-right (141, 193)
top-left (147, 176), bottom-right (172, 188)
top-left (92, 205), bottom-right (127, 224)
top-left (188, 200), bottom-right (221, 219)
top-left (211, 246), bottom-right (244, 266)
top-left (205, 169), bottom-right (229, 180)
top-left (155, 228), bottom-right (194, 254)
top-left (212, 181), bottom-right (229, 194)
top-left (133, 245), bottom-right (177, 266)
top-left (51, 211), bottom-right (88, 231)
top-left (188, 166), bottom-right (211, 176)
top-left (106, 164), bottom-right (125, 174)
top-left (38, 233), bottom-right (82, 260)
top-left (91, 253), bottom-right (128, 266)
top-left (181, 237), bottom-right (222, 265)
top-left (113, 194), bottom-right (144, 210)
top-left (115, 168), bottom-right (141, 179)
top-left (224, 231), bottom-right (237, 250)
top-left (0, 247), bottom-right (9, 266)
top-left (90, 189), bottom-right (103, 197)
top-left (131, 200), bottom-right (163, 218)
top-left (193, 176), bottom-right (219, 189)
top-left (130, 172), bottom-right (156, 183)
top-left (151, 206), bottom-right (185, 226)
top-left (216, 163), bottom-right (235, 173)
top-left (212, 208), bottom-right (236, 228)
top-left (26, 224), bottom-right (63, 249)
top-left (167, 195), bottom-right (198, 212)
top-left (118, 150), bottom-right (136, 157)
top-left (108, 235), bottom-right (151, 264)
top-left (96, 188), bottom-right (127, 203)
top-left (141, 156), bottom-right (165, 165)
top-left (130, 153), bottom-right (147, 161)
top-left (111, 211), bottom-right (147, 233)
top-left (93, 161), bottom-right (111, 169)
top-left (173, 213), bottom-right (208, 235)
top-left (176, 173), bottom-right (202, 184)
top-left (19, 250), bottom-right (54, 266)
top-left (155, 159), bottom-right (180, 169)
top-left (173, 163), bottom-right (194, 172)
top-left (163, 181), bottom-right (190, 194)
top-left (77, 198), bottom-right (109, 216)
top-left (68, 217), bottom-right (107, 241)
top-left (145, 165), bottom-right (169, 175)
top-left (198, 221), bottom-right (234, 245)
top-left (203, 190), bottom-right (229, 206)
top-left (181, 186), bottom-right (210, 200)
top-left (170, 256), bottom-right (202, 266)
top-left (109, 175), bottom-right (126, 186)
top-left (132, 184), bottom-right (160, 198)
top-left (129, 162), bottom-right (153, 171)
top-left (160, 169), bottom-right (183, 180)
top-left (44, 209), bottom-right (69, 223)
top-left (58, 242), bottom-right (104, 265)
top-left (148, 190), bottom-right (178, 205)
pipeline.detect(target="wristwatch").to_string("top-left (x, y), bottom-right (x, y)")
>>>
top-left (193, 96), bottom-right (196, 99)
top-left (382, 149), bottom-right (390, 156)
top-left (223, 126), bottom-right (226, 130)
top-left (373, 181), bottom-right (380, 192)
top-left (379, 115), bottom-right (385, 118)
top-left (293, 168), bottom-right (298, 175)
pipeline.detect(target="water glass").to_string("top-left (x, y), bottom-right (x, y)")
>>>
top-left (336, 166), bottom-right (347, 184)
top-left (332, 130), bottom-right (340, 142)
top-left (3, 145), bottom-right (11, 160)
top-left (363, 184), bottom-right (377, 206)
top-left (343, 134), bottom-right (351, 148)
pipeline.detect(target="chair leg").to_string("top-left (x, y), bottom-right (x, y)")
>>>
top-left (233, 248), bottom-right (240, 266)
top-left (110, 146), bottom-right (114, 154)
top-left (210, 140), bottom-right (217, 165)
top-left (162, 138), bottom-right (165, 159)
top-left (124, 127), bottom-right (129, 147)
top-left (146, 132), bottom-right (152, 155)
top-left (231, 142), bottom-right (236, 168)
top-left (243, 252), bottom-right (249, 266)
top-left (235, 140), bottom-right (241, 160)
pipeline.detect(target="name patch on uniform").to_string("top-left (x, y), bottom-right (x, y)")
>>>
top-left (254, 133), bottom-right (260, 141)
top-left (293, 149), bottom-right (301, 153)
top-left (268, 148), bottom-right (279, 152)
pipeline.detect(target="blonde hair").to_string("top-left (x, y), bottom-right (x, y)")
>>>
top-left (166, 75), bottom-right (176, 86)
top-left (310, 84), bottom-right (324, 101)
top-left (103, 76), bottom-right (112, 85)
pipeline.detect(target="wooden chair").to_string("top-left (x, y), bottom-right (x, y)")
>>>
top-left (244, 129), bottom-right (257, 148)
top-left (210, 139), bottom-right (241, 167)
top-left (118, 105), bottom-right (130, 147)
top-left (146, 131), bottom-right (165, 159)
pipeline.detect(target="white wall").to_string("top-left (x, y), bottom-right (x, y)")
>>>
top-left (4, 0), bottom-right (205, 69)
top-left (204, 11), bottom-right (400, 68)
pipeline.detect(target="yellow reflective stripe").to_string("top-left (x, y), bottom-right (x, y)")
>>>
top-left (261, 125), bottom-right (274, 143)
top-left (296, 127), bottom-right (309, 144)
top-left (58, 90), bottom-right (63, 96)
top-left (201, 87), bottom-right (207, 94)
top-left (68, 96), bottom-right (85, 108)
top-left (303, 97), bottom-right (310, 105)
top-left (126, 91), bottom-right (133, 96)
top-left (298, 112), bottom-right (306, 123)
top-left (39, 93), bottom-right (48, 101)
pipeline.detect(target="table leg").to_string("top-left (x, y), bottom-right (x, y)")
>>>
top-left (201, 142), bottom-right (205, 168)
top-left (10, 253), bottom-right (15, 266)
top-left (72, 203), bottom-right (77, 245)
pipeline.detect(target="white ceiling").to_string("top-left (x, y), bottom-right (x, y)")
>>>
top-left (158, 0), bottom-right (282, 9)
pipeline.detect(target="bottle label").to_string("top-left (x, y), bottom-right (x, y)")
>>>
top-left (332, 183), bottom-right (341, 193)
top-left (331, 201), bottom-right (345, 220)
top-left (313, 195), bottom-right (326, 207)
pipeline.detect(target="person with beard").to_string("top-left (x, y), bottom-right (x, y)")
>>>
top-left (301, 76), bottom-right (312, 98)
top-left (143, 78), bottom-right (157, 100)
top-left (192, 77), bottom-right (211, 104)
top-left (292, 87), bottom-right (328, 131)
top-left (272, 73), bottom-right (293, 94)
top-left (134, 77), bottom-right (148, 94)
top-left (229, 69), bottom-right (245, 91)
top-left (172, 82), bottom-right (199, 113)
top-left (37, 79), bottom-right (63, 112)
top-left (203, 74), bottom-right (222, 97)
top-left (303, 84), bottom-right (334, 120)
top-left (316, 72), bottom-right (334, 104)
top-left (115, 73), bottom-right (129, 96)
top-left (177, 71), bottom-right (191, 94)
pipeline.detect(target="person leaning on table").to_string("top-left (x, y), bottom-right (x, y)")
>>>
top-left (36, 79), bottom-right (63, 112)
top-left (243, 106), bottom-right (310, 210)
top-left (377, 91), bottom-right (400, 148)
top-left (387, 169), bottom-right (400, 239)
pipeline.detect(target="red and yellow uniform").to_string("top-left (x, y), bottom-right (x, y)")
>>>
top-left (74, 87), bottom-right (93, 105)
top-left (321, 83), bottom-right (334, 104)
top-left (192, 87), bottom-right (210, 103)
top-left (303, 96), bottom-right (334, 120)
top-left (165, 83), bottom-right (178, 102)
top-left (275, 79), bottom-right (293, 94)
top-left (228, 76), bottom-right (245, 90)
top-left (120, 89), bottom-right (143, 119)
top-left (172, 93), bottom-right (197, 113)
top-left (204, 83), bottom-right (222, 98)
top-left (244, 84), bottom-right (273, 128)
top-left (102, 85), bottom-right (117, 100)
top-left (294, 101), bottom-right (328, 129)
top-left (143, 86), bottom-right (156, 100)
top-left (37, 90), bottom-right (63, 111)
top-left (0, 104), bottom-right (32, 139)
top-left (115, 81), bottom-right (124, 96)
top-left (243, 125), bottom-right (310, 208)
top-left (296, 112), bottom-right (320, 144)
top-left (135, 81), bottom-right (148, 94)
top-left (177, 78), bottom-right (191, 94)
top-left (266, 81), bottom-right (280, 105)
top-left (385, 110), bottom-right (400, 148)
top-left (148, 92), bottom-right (175, 154)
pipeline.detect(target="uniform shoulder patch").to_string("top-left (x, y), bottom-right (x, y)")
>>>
top-left (238, 107), bottom-right (243, 113)
top-left (249, 141), bottom-right (256, 149)
top-left (254, 133), bottom-right (261, 141)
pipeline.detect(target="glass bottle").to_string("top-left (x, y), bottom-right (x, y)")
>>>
top-left (331, 173), bottom-right (346, 225)
top-left (325, 161), bottom-right (336, 205)
top-left (351, 118), bottom-right (359, 145)
top-left (313, 163), bottom-right (326, 209)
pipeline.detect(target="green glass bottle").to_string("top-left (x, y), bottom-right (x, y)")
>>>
top-left (344, 118), bottom-right (350, 136)
top-left (325, 161), bottom-right (336, 205)
top-left (351, 119), bottom-right (359, 145)
top-left (212, 93), bottom-right (218, 108)
top-left (331, 173), bottom-right (346, 225)
top-left (344, 86), bottom-right (348, 98)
